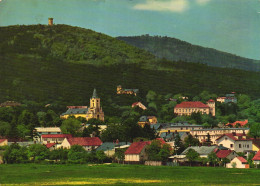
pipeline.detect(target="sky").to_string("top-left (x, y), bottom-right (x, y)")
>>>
top-left (0, 0), bottom-right (259, 60)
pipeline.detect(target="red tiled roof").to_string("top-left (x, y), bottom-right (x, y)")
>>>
top-left (125, 141), bottom-right (150, 155)
top-left (175, 101), bottom-right (209, 108)
top-left (42, 134), bottom-right (72, 138)
top-left (0, 139), bottom-right (7, 143)
top-left (207, 99), bottom-right (215, 102)
top-left (68, 137), bottom-right (102, 146)
top-left (226, 120), bottom-right (248, 127)
top-left (237, 156), bottom-right (248, 163)
top-left (252, 150), bottom-right (260, 161)
top-left (132, 102), bottom-right (139, 106)
top-left (147, 116), bottom-right (156, 119)
top-left (46, 143), bottom-right (56, 148)
top-left (216, 150), bottom-right (232, 158)
top-left (215, 133), bottom-right (251, 141)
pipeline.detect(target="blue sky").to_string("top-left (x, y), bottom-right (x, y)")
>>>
top-left (0, 0), bottom-right (259, 60)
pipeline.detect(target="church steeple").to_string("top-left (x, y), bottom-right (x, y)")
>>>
top-left (92, 88), bottom-right (98, 98)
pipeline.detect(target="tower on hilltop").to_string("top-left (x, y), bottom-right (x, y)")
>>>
top-left (207, 99), bottom-right (215, 116)
top-left (48, 18), bottom-right (53, 26)
top-left (86, 89), bottom-right (104, 121)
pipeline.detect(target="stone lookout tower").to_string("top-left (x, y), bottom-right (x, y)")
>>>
top-left (48, 18), bottom-right (53, 26)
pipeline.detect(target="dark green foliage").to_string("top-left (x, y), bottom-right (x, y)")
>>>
top-left (186, 149), bottom-right (200, 165)
top-left (27, 144), bottom-right (49, 161)
top-left (3, 143), bottom-right (28, 163)
top-left (207, 152), bottom-right (219, 167)
top-left (118, 35), bottom-right (260, 72)
top-left (146, 140), bottom-right (171, 161)
top-left (184, 134), bottom-right (200, 148)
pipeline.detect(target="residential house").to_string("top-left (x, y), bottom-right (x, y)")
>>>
top-left (174, 100), bottom-right (215, 116)
top-left (132, 102), bottom-right (147, 110)
top-left (34, 127), bottom-right (62, 142)
top-left (0, 139), bottom-right (8, 146)
top-left (252, 150), bottom-right (260, 165)
top-left (217, 93), bottom-right (237, 104)
top-left (226, 157), bottom-right (249, 168)
top-left (41, 134), bottom-right (72, 145)
top-left (170, 146), bottom-right (217, 162)
top-left (117, 85), bottom-right (139, 96)
top-left (216, 149), bottom-right (237, 161)
top-left (124, 141), bottom-right (150, 163)
top-left (226, 120), bottom-right (248, 128)
top-left (252, 139), bottom-right (260, 152)
top-left (190, 128), bottom-right (249, 144)
top-left (147, 116), bottom-right (157, 124)
top-left (96, 142), bottom-right (131, 157)
top-left (45, 143), bottom-right (57, 150)
top-left (216, 133), bottom-right (252, 153)
top-left (60, 137), bottom-right (102, 151)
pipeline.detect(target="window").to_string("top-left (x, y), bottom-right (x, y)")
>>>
top-left (230, 144), bottom-right (233, 148)
top-left (239, 144), bottom-right (241, 148)
top-left (225, 137), bottom-right (228, 140)
top-left (247, 145), bottom-right (249, 148)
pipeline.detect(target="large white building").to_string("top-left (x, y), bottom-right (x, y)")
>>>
top-left (216, 133), bottom-right (252, 153)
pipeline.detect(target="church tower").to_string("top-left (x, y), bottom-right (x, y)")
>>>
top-left (207, 99), bottom-right (215, 117)
top-left (86, 89), bottom-right (104, 121)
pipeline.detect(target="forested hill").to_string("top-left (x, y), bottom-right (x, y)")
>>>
top-left (117, 35), bottom-right (260, 72)
top-left (0, 24), bottom-right (260, 109)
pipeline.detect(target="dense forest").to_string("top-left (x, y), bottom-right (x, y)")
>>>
top-left (117, 35), bottom-right (260, 72)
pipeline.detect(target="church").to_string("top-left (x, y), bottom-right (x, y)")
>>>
top-left (60, 89), bottom-right (104, 121)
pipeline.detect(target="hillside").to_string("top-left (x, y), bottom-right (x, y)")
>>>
top-left (0, 24), bottom-right (260, 113)
top-left (117, 35), bottom-right (260, 72)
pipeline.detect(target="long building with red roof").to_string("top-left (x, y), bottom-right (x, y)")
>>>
top-left (174, 100), bottom-right (215, 116)
top-left (226, 120), bottom-right (248, 128)
top-left (60, 137), bottom-right (102, 151)
top-left (41, 134), bottom-right (72, 144)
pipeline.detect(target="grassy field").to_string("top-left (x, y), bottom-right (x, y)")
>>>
top-left (0, 164), bottom-right (260, 185)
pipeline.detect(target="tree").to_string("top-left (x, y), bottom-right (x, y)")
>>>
top-left (191, 112), bottom-right (202, 124)
top-left (114, 148), bottom-right (125, 163)
top-left (27, 144), bottom-right (49, 161)
top-left (3, 143), bottom-right (28, 163)
top-left (184, 134), bottom-right (199, 148)
top-left (207, 152), bottom-right (218, 167)
top-left (68, 145), bottom-right (85, 163)
top-left (186, 149), bottom-right (199, 166)
top-left (159, 144), bottom-right (171, 162)
top-left (146, 140), bottom-right (161, 161)
top-left (0, 121), bottom-right (11, 137)
top-left (61, 118), bottom-right (81, 136)
top-left (96, 150), bottom-right (107, 163)
top-left (222, 158), bottom-right (230, 167)
top-left (249, 123), bottom-right (260, 138)
top-left (16, 124), bottom-right (30, 139)
top-left (174, 133), bottom-right (184, 155)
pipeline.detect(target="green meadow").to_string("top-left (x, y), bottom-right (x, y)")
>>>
top-left (0, 164), bottom-right (260, 185)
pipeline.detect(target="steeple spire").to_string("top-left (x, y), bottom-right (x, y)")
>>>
top-left (92, 88), bottom-right (98, 98)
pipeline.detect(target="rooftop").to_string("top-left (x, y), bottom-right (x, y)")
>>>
top-left (236, 156), bottom-right (248, 164)
top-left (42, 134), bottom-right (72, 138)
top-left (252, 150), bottom-right (260, 161)
top-left (216, 133), bottom-right (252, 141)
top-left (125, 141), bottom-right (150, 155)
top-left (216, 150), bottom-right (233, 158)
top-left (35, 127), bottom-right (61, 133)
top-left (175, 101), bottom-right (209, 108)
top-left (96, 142), bottom-right (131, 151)
top-left (61, 107), bottom-right (88, 116)
top-left (181, 146), bottom-right (217, 155)
top-left (68, 137), bottom-right (102, 146)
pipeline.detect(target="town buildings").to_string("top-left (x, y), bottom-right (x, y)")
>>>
top-left (132, 102), bottom-right (147, 110)
top-left (190, 128), bottom-right (249, 144)
top-left (174, 100), bottom-right (215, 116)
top-left (226, 157), bottom-right (249, 168)
top-left (217, 93), bottom-right (237, 103)
top-left (34, 127), bottom-right (62, 142)
top-left (226, 120), bottom-right (248, 128)
top-left (124, 141), bottom-right (150, 163)
top-left (60, 137), bottom-right (102, 151)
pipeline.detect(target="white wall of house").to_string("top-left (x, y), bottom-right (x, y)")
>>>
top-left (125, 154), bottom-right (140, 161)
top-left (217, 137), bottom-right (235, 150)
top-left (226, 157), bottom-right (248, 168)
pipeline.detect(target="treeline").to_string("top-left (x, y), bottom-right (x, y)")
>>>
top-left (117, 35), bottom-right (260, 72)
top-left (1, 144), bottom-right (110, 164)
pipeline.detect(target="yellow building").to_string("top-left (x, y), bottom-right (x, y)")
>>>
top-left (117, 85), bottom-right (139, 96)
top-left (174, 100), bottom-right (215, 116)
top-left (86, 89), bottom-right (104, 121)
top-left (60, 89), bottom-right (104, 121)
